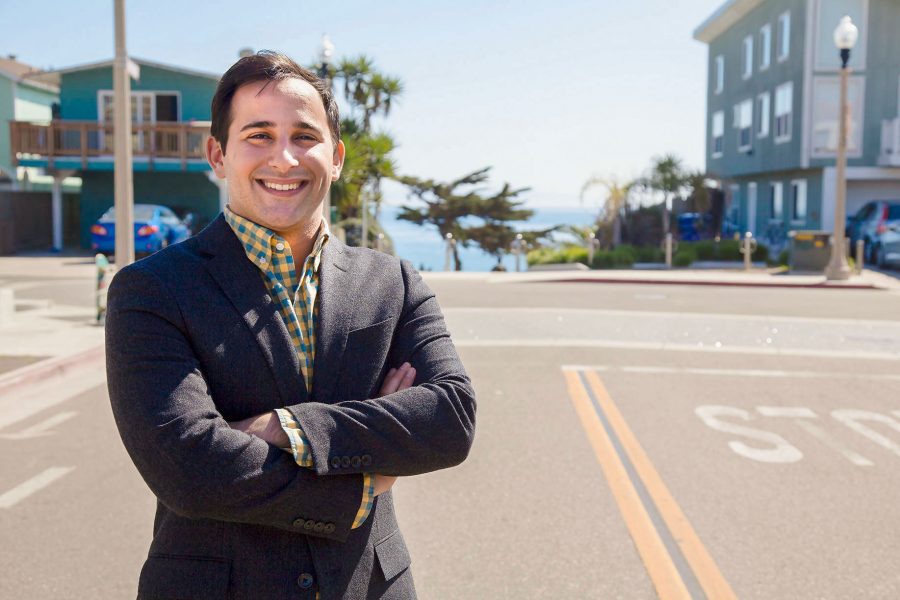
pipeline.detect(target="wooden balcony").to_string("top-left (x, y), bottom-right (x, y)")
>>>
top-left (9, 120), bottom-right (211, 171)
top-left (880, 118), bottom-right (900, 167)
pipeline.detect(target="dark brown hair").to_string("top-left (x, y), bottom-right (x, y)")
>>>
top-left (210, 50), bottom-right (340, 153)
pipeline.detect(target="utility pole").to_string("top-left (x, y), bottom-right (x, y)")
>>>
top-left (113, 0), bottom-right (135, 266)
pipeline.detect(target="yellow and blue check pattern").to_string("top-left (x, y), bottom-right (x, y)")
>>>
top-left (224, 206), bottom-right (375, 529)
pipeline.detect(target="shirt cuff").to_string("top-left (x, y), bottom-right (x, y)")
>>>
top-left (274, 408), bottom-right (313, 467)
top-left (352, 473), bottom-right (376, 529)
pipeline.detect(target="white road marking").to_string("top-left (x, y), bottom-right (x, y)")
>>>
top-left (756, 407), bottom-right (818, 418)
top-left (0, 466), bottom-right (75, 509)
top-left (792, 419), bottom-right (874, 467)
top-left (831, 410), bottom-right (900, 459)
top-left (0, 368), bottom-right (105, 432)
top-left (694, 405), bottom-right (803, 463)
top-left (0, 411), bottom-right (78, 440)
top-left (561, 364), bottom-right (900, 381)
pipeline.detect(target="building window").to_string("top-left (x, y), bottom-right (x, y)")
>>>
top-left (712, 111), bottom-right (724, 157)
top-left (791, 179), bottom-right (807, 221)
top-left (742, 36), bottom-right (754, 79)
top-left (774, 82), bottom-right (793, 143)
top-left (736, 99), bottom-right (753, 152)
top-left (760, 24), bottom-right (772, 70)
top-left (777, 12), bottom-right (790, 61)
top-left (770, 182), bottom-right (784, 220)
top-left (757, 92), bottom-right (770, 138)
top-left (714, 55), bottom-right (724, 94)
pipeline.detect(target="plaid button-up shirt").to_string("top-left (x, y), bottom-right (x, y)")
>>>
top-left (224, 207), bottom-right (375, 529)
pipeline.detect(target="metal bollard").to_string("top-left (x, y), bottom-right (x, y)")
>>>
top-left (740, 232), bottom-right (758, 271)
top-left (511, 233), bottom-right (524, 272)
top-left (855, 239), bottom-right (864, 274)
top-left (95, 253), bottom-right (113, 324)
top-left (444, 233), bottom-right (455, 271)
top-left (587, 232), bottom-right (597, 267)
top-left (376, 232), bottom-right (384, 253)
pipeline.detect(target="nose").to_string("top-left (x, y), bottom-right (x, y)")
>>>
top-left (268, 140), bottom-right (300, 172)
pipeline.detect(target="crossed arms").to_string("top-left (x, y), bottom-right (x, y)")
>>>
top-left (106, 258), bottom-right (476, 543)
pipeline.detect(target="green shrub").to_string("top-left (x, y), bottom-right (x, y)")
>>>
top-left (673, 248), bottom-right (697, 267)
top-left (634, 246), bottom-right (664, 262)
top-left (777, 249), bottom-right (789, 266)
top-left (611, 245), bottom-right (636, 267)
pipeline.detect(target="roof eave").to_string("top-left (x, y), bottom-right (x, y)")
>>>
top-left (693, 0), bottom-right (765, 44)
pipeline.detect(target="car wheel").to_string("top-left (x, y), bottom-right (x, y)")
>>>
top-left (875, 245), bottom-right (886, 268)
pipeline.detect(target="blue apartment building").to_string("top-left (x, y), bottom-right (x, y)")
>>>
top-left (694, 0), bottom-right (900, 245)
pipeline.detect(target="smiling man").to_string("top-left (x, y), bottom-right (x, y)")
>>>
top-left (105, 51), bottom-right (476, 600)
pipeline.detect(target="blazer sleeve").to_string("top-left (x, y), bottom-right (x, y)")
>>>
top-left (287, 259), bottom-right (477, 477)
top-left (105, 262), bottom-right (363, 542)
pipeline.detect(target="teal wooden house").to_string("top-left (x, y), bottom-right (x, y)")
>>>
top-left (694, 0), bottom-right (900, 246)
top-left (10, 57), bottom-right (223, 248)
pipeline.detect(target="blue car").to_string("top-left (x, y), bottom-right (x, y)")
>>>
top-left (91, 203), bottom-right (191, 255)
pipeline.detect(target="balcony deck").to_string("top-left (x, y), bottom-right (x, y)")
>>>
top-left (9, 120), bottom-right (212, 172)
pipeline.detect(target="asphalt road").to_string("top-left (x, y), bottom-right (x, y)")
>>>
top-left (1, 278), bottom-right (899, 599)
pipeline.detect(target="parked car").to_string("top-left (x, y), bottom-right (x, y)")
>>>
top-left (872, 215), bottom-right (900, 269)
top-left (846, 200), bottom-right (900, 263)
top-left (91, 203), bottom-right (191, 255)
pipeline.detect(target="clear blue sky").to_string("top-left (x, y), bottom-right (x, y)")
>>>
top-left (3, 0), bottom-right (722, 208)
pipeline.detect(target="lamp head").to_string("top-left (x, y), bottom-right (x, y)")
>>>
top-left (320, 34), bottom-right (335, 65)
top-left (833, 16), bottom-right (858, 50)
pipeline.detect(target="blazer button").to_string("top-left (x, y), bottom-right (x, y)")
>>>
top-left (323, 523), bottom-right (336, 534)
top-left (340, 456), bottom-right (351, 468)
top-left (361, 454), bottom-right (372, 466)
top-left (330, 456), bottom-right (341, 469)
top-left (303, 520), bottom-right (316, 531)
top-left (314, 521), bottom-right (326, 533)
top-left (297, 573), bottom-right (315, 589)
top-left (292, 518), bottom-right (307, 528)
top-left (351, 456), bottom-right (362, 468)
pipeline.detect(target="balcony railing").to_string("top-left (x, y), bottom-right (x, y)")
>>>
top-left (881, 118), bottom-right (900, 167)
top-left (9, 120), bottom-right (211, 170)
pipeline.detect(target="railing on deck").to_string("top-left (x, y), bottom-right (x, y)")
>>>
top-left (881, 118), bottom-right (900, 167)
top-left (9, 120), bottom-right (211, 169)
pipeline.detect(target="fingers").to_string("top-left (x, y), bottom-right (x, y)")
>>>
top-left (378, 362), bottom-right (416, 397)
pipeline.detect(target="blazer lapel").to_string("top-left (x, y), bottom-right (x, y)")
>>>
top-left (313, 237), bottom-right (361, 403)
top-left (199, 216), bottom-right (306, 407)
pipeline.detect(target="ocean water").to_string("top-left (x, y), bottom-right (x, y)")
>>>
top-left (379, 204), bottom-right (598, 272)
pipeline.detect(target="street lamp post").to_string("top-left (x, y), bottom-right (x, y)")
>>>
top-left (319, 35), bottom-right (335, 228)
top-left (113, 0), bottom-right (135, 267)
top-left (825, 15), bottom-right (858, 280)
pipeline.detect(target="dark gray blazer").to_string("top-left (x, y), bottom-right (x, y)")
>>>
top-left (106, 215), bottom-right (476, 600)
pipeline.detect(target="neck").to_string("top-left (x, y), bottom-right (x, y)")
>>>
top-left (276, 217), bottom-right (323, 264)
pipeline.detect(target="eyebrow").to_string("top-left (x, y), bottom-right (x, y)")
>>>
top-left (240, 120), bottom-right (325, 136)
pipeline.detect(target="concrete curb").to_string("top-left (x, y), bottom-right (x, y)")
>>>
top-left (543, 277), bottom-right (882, 290)
top-left (0, 344), bottom-right (105, 398)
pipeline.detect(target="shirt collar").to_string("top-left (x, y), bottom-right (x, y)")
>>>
top-left (223, 205), bottom-right (330, 273)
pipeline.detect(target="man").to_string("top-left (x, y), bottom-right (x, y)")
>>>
top-left (106, 50), bottom-right (476, 599)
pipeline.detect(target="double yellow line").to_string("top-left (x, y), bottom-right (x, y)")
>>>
top-left (564, 368), bottom-right (737, 600)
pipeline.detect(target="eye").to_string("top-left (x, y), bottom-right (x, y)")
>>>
top-left (296, 133), bottom-right (317, 142)
top-left (248, 132), bottom-right (271, 140)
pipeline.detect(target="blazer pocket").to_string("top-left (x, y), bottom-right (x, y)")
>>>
top-left (138, 555), bottom-right (231, 600)
top-left (374, 530), bottom-right (411, 582)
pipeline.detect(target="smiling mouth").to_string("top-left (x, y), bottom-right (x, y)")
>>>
top-left (257, 179), bottom-right (308, 193)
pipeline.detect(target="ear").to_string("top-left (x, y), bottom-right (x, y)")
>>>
top-left (206, 136), bottom-right (226, 179)
top-left (331, 140), bottom-right (345, 182)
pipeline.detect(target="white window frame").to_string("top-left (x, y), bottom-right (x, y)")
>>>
top-left (742, 35), bottom-right (754, 79)
top-left (759, 24), bottom-right (772, 71)
top-left (774, 81), bottom-right (793, 144)
top-left (97, 90), bottom-right (182, 123)
top-left (714, 55), bottom-right (724, 94)
top-left (770, 182), bottom-right (784, 221)
top-left (736, 99), bottom-right (753, 152)
top-left (790, 179), bottom-right (807, 222)
top-left (757, 92), bottom-right (770, 138)
top-left (712, 110), bottom-right (725, 158)
top-left (777, 11), bottom-right (791, 62)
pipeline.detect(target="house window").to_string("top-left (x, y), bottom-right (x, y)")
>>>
top-left (774, 82), bottom-right (793, 142)
top-left (770, 182), bottom-right (784, 220)
top-left (736, 99), bottom-right (753, 152)
top-left (742, 36), bottom-right (754, 79)
top-left (777, 12), bottom-right (791, 61)
top-left (757, 92), bottom-right (770, 138)
top-left (714, 55), bottom-right (724, 94)
top-left (760, 24), bottom-right (772, 70)
top-left (791, 179), bottom-right (807, 221)
top-left (712, 111), bottom-right (724, 157)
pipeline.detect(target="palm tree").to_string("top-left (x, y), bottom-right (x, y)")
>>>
top-left (580, 176), bottom-right (633, 248)
top-left (646, 154), bottom-right (688, 237)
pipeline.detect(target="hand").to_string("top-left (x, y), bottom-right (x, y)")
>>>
top-left (373, 474), bottom-right (397, 497)
top-left (229, 411), bottom-right (290, 449)
top-left (378, 362), bottom-right (416, 397)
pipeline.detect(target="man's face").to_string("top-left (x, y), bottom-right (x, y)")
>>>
top-left (207, 77), bottom-right (344, 236)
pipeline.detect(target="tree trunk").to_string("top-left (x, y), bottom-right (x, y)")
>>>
top-left (612, 214), bottom-right (622, 247)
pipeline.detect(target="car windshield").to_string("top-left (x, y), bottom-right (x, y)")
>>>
top-left (888, 204), bottom-right (900, 221)
top-left (100, 204), bottom-right (158, 222)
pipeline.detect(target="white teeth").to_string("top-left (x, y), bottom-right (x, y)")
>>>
top-left (263, 181), bottom-right (301, 191)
